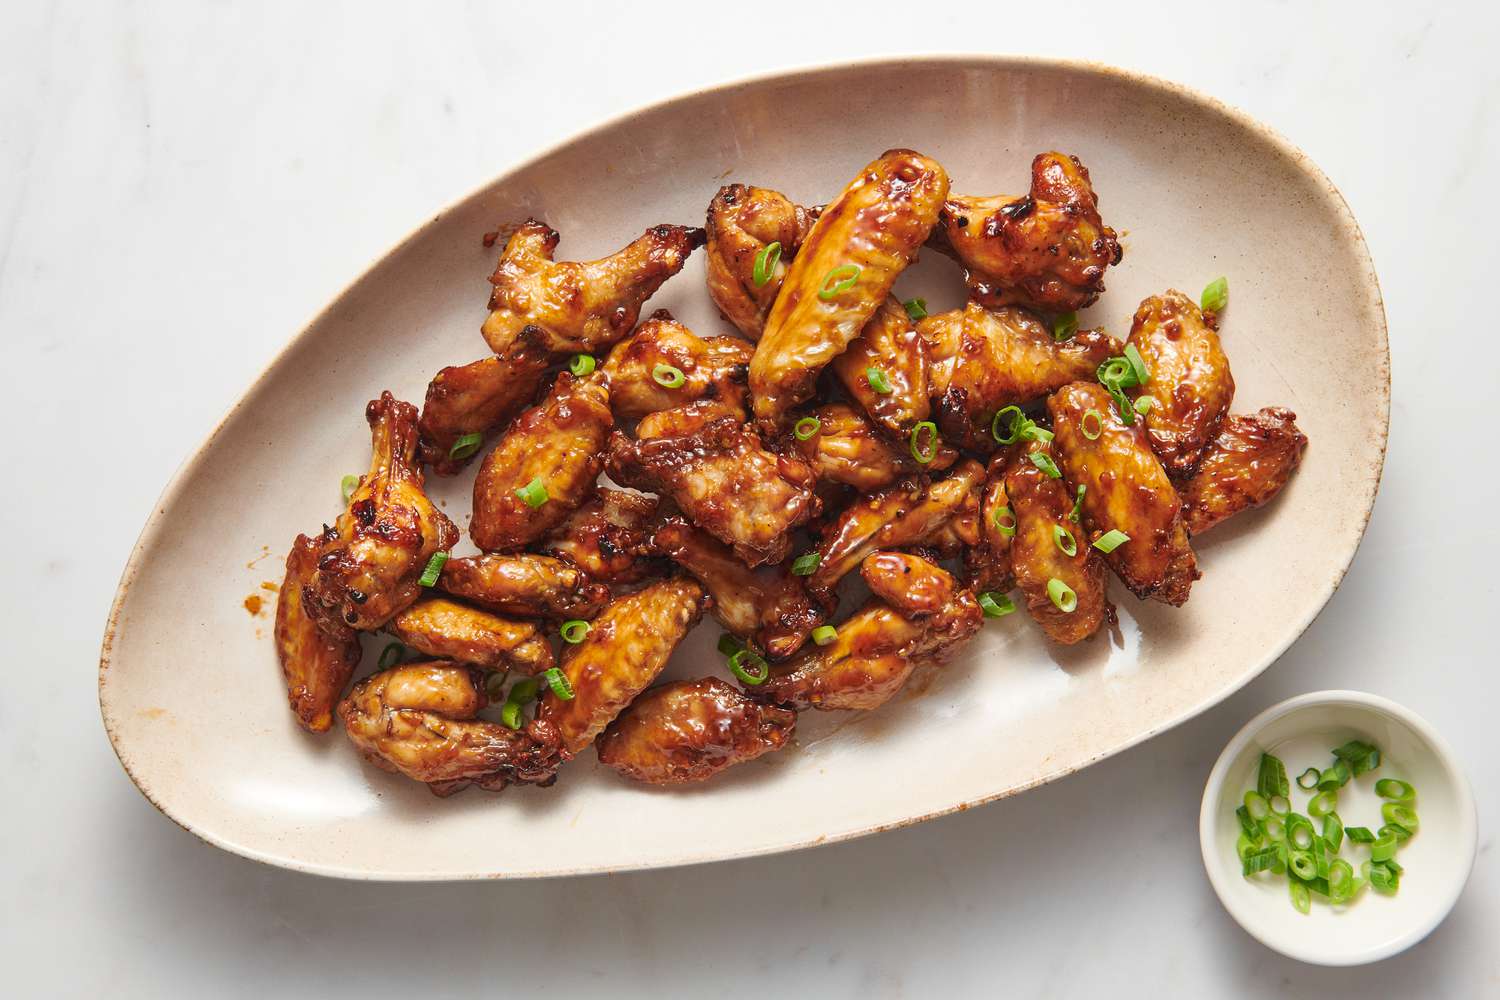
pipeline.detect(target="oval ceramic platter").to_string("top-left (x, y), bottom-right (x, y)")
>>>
top-left (100, 57), bottom-right (1388, 880)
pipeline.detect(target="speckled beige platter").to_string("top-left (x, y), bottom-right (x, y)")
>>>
top-left (99, 56), bottom-right (1388, 880)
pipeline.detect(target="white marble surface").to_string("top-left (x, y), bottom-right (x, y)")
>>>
top-left (2, 1), bottom-right (1495, 995)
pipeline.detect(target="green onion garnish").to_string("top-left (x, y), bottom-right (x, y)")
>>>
top-left (866, 366), bottom-right (894, 394)
top-left (790, 552), bottom-right (820, 575)
top-left (569, 354), bottom-right (596, 376)
top-left (1080, 409), bottom-right (1103, 441)
top-left (1379, 822), bottom-right (1412, 843)
top-left (1327, 858), bottom-right (1354, 900)
top-left (1097, 357), bottom-right (1133, 387)
top-left (1323, 811), bottom-right (1344, 851)
top-left (1133, 396), bottom-right (1154, 416)
top-left (1201, 276), bottom-right (1229, 313)
top-left (1344, 826), bottom-right (1377, 844)
top-left (1332, 739), bottom-right (1382, 776)
top-left (793, 416), bottom-right (821, 441)
top-left (652, 363), bottom-right (686, 388)
top-left (448, 432), bottom-right (484, 461)
top-left (992, 505), bottom-right (1016, 538)
top-left (1381, 803), bottom-right (1418, 832)
top-left (1242, 848), bottom-right (1280, 876)
top-left (1123, 344), bottom-right (1151, 385)
top-left (812, 625), bottom-right (838, 646)
top-left (1369, 832), bottom-right (1398, 863)
top-left (717, 633), bottom-right (744, 657)
top-left (499, 701), bottom-right (523, 730)
top-left (1263, 816), bottom-right (1286, 842)
top-left (560, 620), bottom-right (590, 644)
top-left (1289, 880), bottom-right (1311, 914)
top-left (542, 666), bottom-right (575, 701)
top-left (340, 474), bottom-right (360, 503)
top-left (1286, 812), bottom-right (1314, 850)
top-left (1308, 790), bottom-right (1338, 818)
top-left (1068, 485), bottom-right (1085, 523)
top-left (817, 264), bottom-right (861, 300)
top-left (1288, 850), bottom-right (1317, 881)
top-left (1243, 790), bottom-right (1270, 821)
top-left (903, 297), bottom-right (928, 321)
top-left (1052, 312), bottom-right (1078, 341)
top-left (377, 642), bottom-right (405, 670)
top-left (1258, 753), bottom-right (1290, 799)
top-left (1376, 778), bottom-right (1415, 803)
top-left (1052, 525), bottom-right (1077, 557)
top-left (1046, 578), bottom-right (1077, 613)
top-left (1092, 529), bottom-right (1130, 553)
top-left (1296, 767), bottom-right (1321, 791)
top-left (1028, 452), bottom-right (1061, 479)
top-left (515, 476), bottom-right (549, 508)
top-left (1367, 861), bottom-right (1399, 894)
top-left (1269, 794), bottom-right (1290, 816)
top-left (509, 677), bottom-right (541, 704)
top-left (1318, 760), bottom-right (1351, 791)
top-left (991, 406), bottom-right (1023, 444)
top-left (978, 591), bottom-right (1016, 618)
top-left (417, 551), bottom-right (448, 588)
top-left (752, 241), bottom-right (782, 288)
top-left (1236, 805), bottom-right (1258, 837)
top-left (728, 648), bottom-right (769, 686)
top-left (909, 421), bottom-right (939, 464)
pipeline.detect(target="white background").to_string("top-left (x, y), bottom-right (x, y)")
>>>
top-left (3, 1), bottom-right (1495, 996)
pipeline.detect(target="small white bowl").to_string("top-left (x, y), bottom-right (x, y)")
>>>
top-left (1200, 690), bottom-right (1477, 966)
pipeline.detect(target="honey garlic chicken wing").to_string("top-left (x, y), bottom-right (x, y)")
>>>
top-left (437, 553), bottom-right (609, 620)
top-left (654, 519), bottom-right (824, 660)
top-left (1180, 407), bottom-right (1308, 535)
top-left (607, 415), bottom-right (818, 567)
top-left (935, 152), bottom-right (1122, 313)
top-left (964, 450), bottom-right (1017, 593)
top-left (830, 297), bottom-right (933, 438)
top-left (1006, 444), bottom-right (1111, 644)
top-left (761, 553), bottom-right (981, 711)
top-left (417, 327), bottom-right (553, 475)
top-left (596, 678), bottom-right (797, 785)
top-left (600, 311), bottom-right (753, 420)
top-left (338, 662), bottom-right (562, 790)
top-left (537, 488), bottom-right (663, 584)
top-left (705, 184), bottom-right (814, 339)
top-left (386, 595), bottom-right (554, 675)
top-left (787, 402), bottom-right (954, 491)
top-left (537, 578), bottom-right (707, 754)
top-left (750, 149), bottom-right (949, 428)
top-left (470, 372), bottom-right (613, 552)
top-left (481, 220), bottom-right (705, 356)
top-left (305, 392), bottom-right (458, 633)
top-left (922, 302), bottom-right (1121, 450)
top-left (1049, 382), bottom-right (1199, 605)
top-left (276, 534), bottom-right (362, 732)
top-left (1127, 290), bottom-right (1236, 476)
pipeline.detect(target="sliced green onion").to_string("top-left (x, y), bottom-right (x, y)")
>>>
top-left (1068, 484), bottom-right (1085, 523)
top-left (569, 353), bottom-right (596, 376)
top-left (1123, 343), bottom-right (1151, 385)
top-left (1092, 529), bottom-right (1130, 553)
top-left (1243, 790), bottom-right (1270, 822)
top-left (909, 421), bottom-right (939, 464)
top-left (717, 633), bottom-right (744, 657)
top-left (1383, 858), bottom-right (1405, 876)
top-left (1288, 850), bottom-right (1317, 881)
top-left (812, 625), bottom-right (838, 646)
top-left (1052, 312), bottom-right (1078, 341)
top-left (1029, 451), bottom-right (1061, 479)
top-left (340, 474), bottom-right (360, 503)
top-left (1344, 826), bottom-right (1377, 844)
top-left (865, 366), bottom-right (893, 394)
top-left (1369, 833), bottom-right (1398, 863)
top-left (1323, 811), bottom-right (1344, 852)
top-left (1030, 426), bottom-right (1054, 443)
top-left (1308, 790), bottom-right (1338, 818)
top-left (1258, 753), bottom-right (1290, 799)
top-left (728, 648), bottom-right (769, 686)
top-left (978, 591), bottom-right (1016, 618)
top-left (1236, 830), bottom-right (1259, 862)
top-left (903, 297), bottom-right (928, 321)
top-left (378, 642), bottom-right (405, 670)
top-left (793, 416), bottom-right (821, 441)
top-left (1097, 357), bottom-right (1134, 388)
top-left (1367, 861), bottom-right (1399, 894)
top-left (1289, 879), bottom-right (1311, 914)
top-left (559, 620), bottom-right (591, 644)
top-left (1286, 813), bottom-right (1314, 850)
top-left (1201, 276), bottom-right (1229, 313)
top-left (1269, 794), bottom-right (1290, 816)
top-left (652, 363), bottom-right (686, 388)
top-left (1310, 834), bottom-right (1332, 877)
top-left (817, 264), bottom-right (861, 300)
top-left (1236, 805), bottom-right (1258, 837)
top-left (991, 405), bottom-right (1023, 444)
top-left (790, 552), bottom-right (820, 576)
top-left (1080, 409), bottom-right (1104, 440)
top-left (1381, 803), bottom-right (1418, 833)
top-left (1262, 815), bottom-right (1286, 842)
top-left (448, 432), bottom-right (484, 461)
top-left (1052, 524), bottom-right (1077, 557)
top-left (1376, 778), bottom-right (1415, 803)
top-left (752, 241), bottom-right (782, 288)
top-left (1046, 578), bottom-right (1077, 613)
top-left (1332, 739), bottom-right (1381, 775)
top-left (1242, 848), bottom-right (1280, 876)
top-left (417, 551), bottom-right (449, 588)
top-left (992, 505), bottom-right (1016, 538)
top-left (1296, 767), bottom-right (1321, 791)
top-left (1379, 822), bottom-right (1412, 843)
top-left (484, 670), bottom-right (509, 701)
top-left (1133, 396), bottom-right (1154, 416)
top-left (1108, 383), bottom-right (1136, 425)
top-left (509, 677), bottom-right (541, 704)
top-left (1327, 858), bottom-right (1355, 901)
top-left (542, 666), bottom-right (575, 701)
top-left (515, 476), bottom-right (549, 508)
top-left (499, 700), bottom-right (523, 730)
top-left (1318, 760), bottom-right (1351, 791)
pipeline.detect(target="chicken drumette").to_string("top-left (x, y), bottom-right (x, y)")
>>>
top-left (599, 311), bottom-right (752, 420)
top-left (704, 184), bottom-right (814, 340)
top-left (385, 596), bottom-right (554, 675)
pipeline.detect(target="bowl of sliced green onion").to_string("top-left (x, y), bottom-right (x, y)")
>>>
top-left (1199, 690), bottom-right (1476, 966)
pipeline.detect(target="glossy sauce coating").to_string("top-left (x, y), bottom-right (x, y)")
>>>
top-left (1127, 290), bottom-right (1235, 476)
top-left (830, 296), bottom-right (932, 438)
top-left (417, 326), bottom-right (553, 475)
top-left (787, 402), bottom-right (954, 491)
top-left (537, 488), bottom-right (663, 584)
top-left (437, 552), bottom-right (609, 619)
top-left (600, 311), bottom-right (752, 420)
top-left (275, 533), bottom-right (361, 732)
top-left (964, 449), bottom-right (1017, 593)
top-left (704, 184), bottom-right (813, 339)
top-left (1180, 407), bottom-right (1308, 534)
top-left (385, 595), bottom-right (554, 675)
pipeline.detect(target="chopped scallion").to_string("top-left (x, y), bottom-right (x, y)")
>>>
top-left (1052, 524), bottom-right (1077, 557)
top-left (448, 432), bottom-right (484, 461)
top-left (1052, 312), bottom-right (1078, 341)
top-left (1201, 276), bottom-right (1229, 313)
top-left (1092, 529), bottom-right (1130, 553)
top-left (817, 264), bottom-right (861, 300)
top-left (752, 241), bottom-right (782, 288)
top-left (728, 648), bottom-right (769, 686)
top-left (991, 505), bottom-right (1017, 538)
top-left (515, 476), bottom-right (549, 508)
top-left (652, 363), bottom-right (686, 388)
top-left (978, 591), bottom-right (1016, 618)
top-left (378, 642), bottom-right (405, 670)
top-left (865, 366), bottom-right (894, 394)
top-left (903, 297), bottom-right (928, 320)
top-left (793, 416), bottom-right (821, 441)
top-left (542, 666), bottom-right (575, 701)
top-left (1029, 451), bottom-right (1061, 479)
top-left (560, 620), bottom-right (591, 644)
top-left (909, 421), bottom-right (939, 464)
top-left (569, 353), bottom-right (596, 377)
top-left (812, 625), bottom-right (838, 646)
top-left (417, 551), bottom-right (448, 588)
top-left (1046, 578), bottom-right (1077, 613)
top-left (340, 474), bottom-right (360, 503)
top-left (790, 552), bottom-right (820, 575)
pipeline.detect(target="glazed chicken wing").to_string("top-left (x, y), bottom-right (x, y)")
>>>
top-left (385, 595), bottom-right (554, 675)
top-left (760, 553), bottom-right (982, 711)
top-left (480, 220), bottom-right (705, 356)
top-left (787, 402), bottom-right (954, 491)
top-left (1006, 443), bottom-right (1111, 644)
top-left (596, 678), bottom-right (796, 785)
top-left (964, 450), bottom-right (1017, 593)
top-left (830, 296), bottom-right (933, 438)
top-left (537, 577), bottom-right (707, 754)
top-left (749, 149), bottom-right (949, 428)
top-left (935, 151), bottom-right (1122, 313)
top-left (1180, 407), bottom-right (1308, 535)
top-left (537, 487), bottom-right (663, 584)
top-left (417, 327), bottom-right (554, 475)
top-left (470, 372), bottom-right (613, 552)
top-left (1049, 382), bottom-right (1199, 605)
top-left (1127, 290), bottom-right (1235, 477)
top-left (599, 311), bottom-right (753, 420)
top-left (654, 518), bottom-right (824, 660)
top-left (704, 184), bottom-right (814, 339)
top-left (305, 392), bottom-right (458, 633)
top-left (922, 302), bottom-right (1121, 450)
top-left (436, 553), bottom-right (609, 619)
top-left (338, 661), bottom-right (562, 791)
top-left (275, 533), bottom-right (362, 732)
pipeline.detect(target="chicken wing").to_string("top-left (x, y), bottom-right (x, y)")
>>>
top-left (275, 533), bottom-right (362, 732)
top-left (606, 415), bottom-right (818, 567)
top-left (1127, 290), bottom-right (1235, 476)
top-left (786, 402), bottom-right (954, 491)
top-left (935, 152), bottom-right (1122, 313)
top-left (1006, 443), bottom-right (1111, 644)
top-left (830, 296), bottom-right (933, 438)
top-left (760, 552), bottom-right (982, 711)
top-left (922, 302), bottom-right (1122, 450)
top-left (596, 677), bottom-right (796, 784)
top-left (1049, 382), bottom-right (1199, 605)
top-left (305, 392), bottom-right (459, 633)
top-left (385, 595), bottom-right (554, 675)
top-left (1180, 407), bottom-right (1308, 535)
top-left (436, 553), bottom-right (609, 619)
top-left (654, 518), bottom-right (824, 660)
top-left (536, 577), bottom-right (707, 754)
top-left (536, 488), bottom-right (663, 584)
top-left (599, 311), bottom-right (753, 420)
top-left (470, 372), bottom-right (613, 552)
top-left (704, 184), bottom-right (814, 339)
top-left (750, 149), bottom-right (949, 428)
top-left (481, 220), bottom-right (704, 355)
top-left (964, 450), bottom-right (1017, 593)
top-left (416, 327), bottom-right (554, 475)
top-left (338, 661), bottom-right (563, 790)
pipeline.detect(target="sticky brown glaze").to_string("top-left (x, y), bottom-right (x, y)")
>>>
top-left (654, 518), bottom-right (824, 660)
top-left (785, 402), bottom-right (954, 491)
top-left (606, 415), bottom-right (818, 567)
top-left (1049, 382), bottom-right (1199, 605)
top-left (275, 533), bottom-right (361, 732)
top-left (750, 149), bottom-right (949, 428)
top-left (338, 661), bottom-right (562, 791)
top-left (417, 326), bottom-right (554, 475)
top-left (830, 296), bottom-right (932, 438)
top-left (599, 310), bottom-right (753, 420)
top-left (480, 220), bottom-right (704, 355)
top-left (934, 152), bottom-right (1122, 313)
top-left (760, 553), bottom-right (982, 711)
top-left (437, 553), bottom-right (609, 619)
top-left (964, 449), bottom-right (1017, 593)
top-left (1180, 407), bottom-right (1308, 535)
top-left (596, 678), bottom-right (797, 785)
top-left (536, 488), bottom-right (663, 584)
top-left (922, 302), bottom-right (1121, 451)
top-left (704, 184), bottom-right (814, 339)
top-left (470, 372), bottom-right (613, 552)
top-left (305, 392), bottom-right (458, 633)
top-left (385, 595), bottom-right (554, 675)
top-left (1127, 290), bottom-right (1235, 476)
top-left (537, 578), bottom-right (707, 754)
top-left (1006, 443), bottom-right (1111, 644)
